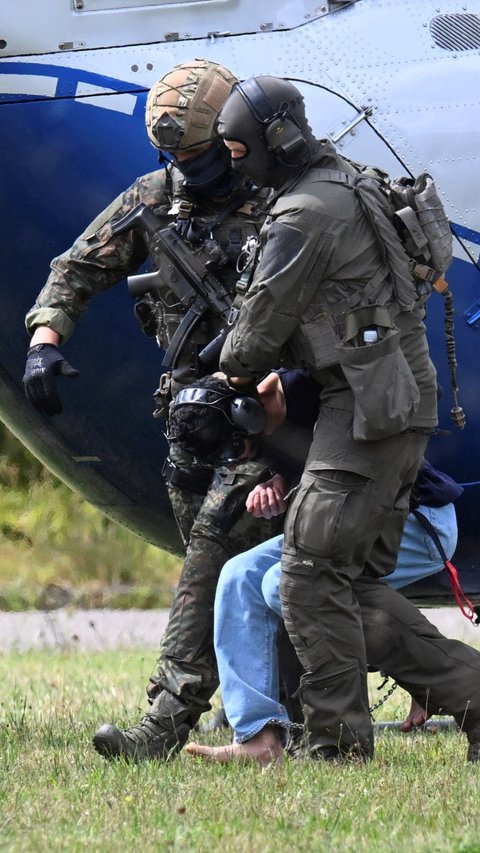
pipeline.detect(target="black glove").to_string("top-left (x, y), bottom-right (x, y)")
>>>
top-left (23, 343), bottom-right (79, 415)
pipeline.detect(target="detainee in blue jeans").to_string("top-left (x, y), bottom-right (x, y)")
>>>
top-left (186, 497), bottom-right (459, 765)
top-left (181, 370), bottom-right (463, 764)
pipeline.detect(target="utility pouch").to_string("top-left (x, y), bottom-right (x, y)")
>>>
top-left (292, 312), bottom-right (340, 371)
top-left (161, 457), bottom-right (212, 496)
top-left (389, 172), bottom-right (453, 276)
top-left (336, 305), bottom-right (420, 441)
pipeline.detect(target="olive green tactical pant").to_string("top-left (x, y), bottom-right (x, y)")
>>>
top-left (280, 405), bottom-right (431, 759)
top-left (148, 457), bottom-right (283, 729)
top-left (359, 577), bottom-right (480, 731)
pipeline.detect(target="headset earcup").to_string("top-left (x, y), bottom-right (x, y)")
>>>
top-left (264, 116), bottom-right (307, 159)
top-left (230, 397), bottom-right (266, 434)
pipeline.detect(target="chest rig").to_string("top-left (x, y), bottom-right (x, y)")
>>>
top-left (123, 174), bottom-right (264, 418)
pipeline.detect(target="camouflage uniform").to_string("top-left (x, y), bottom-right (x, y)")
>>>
top-left (26, 159), bottom-right (282, 758)
top-left (148, 459), bottom-right (281, 720)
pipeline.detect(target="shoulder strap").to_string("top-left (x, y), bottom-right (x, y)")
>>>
top-left (411, 508), bottom-right (479, 624)
top-left (313, 167), bottom-right (355, 185)
top-left (313, 167), bottom-right (417, 312)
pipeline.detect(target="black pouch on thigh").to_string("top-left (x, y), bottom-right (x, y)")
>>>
top-left (336, 305), bottom-right (420, 441)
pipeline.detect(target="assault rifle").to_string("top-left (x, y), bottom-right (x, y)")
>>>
top-left (111, 204), bottom-right (234, 369)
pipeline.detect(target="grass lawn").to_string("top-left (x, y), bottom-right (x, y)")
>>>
top-left (1, 648), bottom-right (480, 852)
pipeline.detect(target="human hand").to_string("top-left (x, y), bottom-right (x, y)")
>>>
top-left (256, 372), bottom-right (286, 434)
top-left (23, 344), bottom-right (79, 415)
top-left (246, 474), bottom-right (288, 518)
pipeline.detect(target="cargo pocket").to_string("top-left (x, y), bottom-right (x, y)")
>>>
top-left (283, 469), bottom-right (372, 561)
top-left (279, 561), bottom-right (333, 670)
top-left (336, 305), bottom-right (420, 441)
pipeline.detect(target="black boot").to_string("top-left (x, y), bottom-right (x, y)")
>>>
top-left (197, 705), bottom-right (230, 733)
top-left (92, 690), bottom-right (191, 762)
top-left (467, 741), bottom-right (480, 763)
top-left (464, 723), bottom-right (480, 764)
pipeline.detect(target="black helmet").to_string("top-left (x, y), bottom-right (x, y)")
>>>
top-left (216, 76), bottom-right (316, 187)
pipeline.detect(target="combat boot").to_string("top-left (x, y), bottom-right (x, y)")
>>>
top-left (92, 689), bottom-right (191, 762)
top-left (465, 724), bottom-right (480, 763)
top-left (197, 705), bottom-right (230, 734)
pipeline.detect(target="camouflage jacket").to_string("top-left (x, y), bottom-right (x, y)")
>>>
top-left (25, 165), bottom-right (264, 388)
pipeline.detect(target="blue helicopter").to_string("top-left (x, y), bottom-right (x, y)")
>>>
top-left (1, 0), bottom-right (479, 605)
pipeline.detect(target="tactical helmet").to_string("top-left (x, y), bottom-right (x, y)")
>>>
top-left (146, 59), bottom-right (239, 152)
top-left (217, 76), bottom-right (316, 187)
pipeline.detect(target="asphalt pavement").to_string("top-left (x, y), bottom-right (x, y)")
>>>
top-left (0, 606), bottom-right (479, 651)
top-left (0, 608), bottom-right (169, 651)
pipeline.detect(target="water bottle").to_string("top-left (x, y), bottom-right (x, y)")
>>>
top-left (362, 328), bottom-right (378, 346)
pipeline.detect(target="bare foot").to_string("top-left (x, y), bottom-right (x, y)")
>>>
top-left (400, 697), bottom-right (430, 732)
top-left (185, 725), bottom-right (284, 767)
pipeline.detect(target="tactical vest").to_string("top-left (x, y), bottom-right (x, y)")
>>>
top-left (286, 164), bottom-right (452, 374)
top-left (274, 167), bottom-right (439, 439)
top-left (139, 169), bottom-right (264, 391)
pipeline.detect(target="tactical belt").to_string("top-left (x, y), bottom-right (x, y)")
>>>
top-left (162, 457), bottom-right (213, 496)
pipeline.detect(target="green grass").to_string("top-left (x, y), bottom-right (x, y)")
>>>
top-left (0, 425), bottom-right (182, 610)
top-left (2, 431), bottom-right (480, 849)
top-left (1, 649), bottom-right (480, 852)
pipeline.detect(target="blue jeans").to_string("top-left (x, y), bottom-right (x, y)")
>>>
top-left (214, 504), bottom-right (458, 742)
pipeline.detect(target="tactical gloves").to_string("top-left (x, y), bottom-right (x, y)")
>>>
top-left (23, 343), bottom-right (79, 415)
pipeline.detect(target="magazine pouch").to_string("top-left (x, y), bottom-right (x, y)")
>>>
top-left (336, 305), bottom-right (420, 441)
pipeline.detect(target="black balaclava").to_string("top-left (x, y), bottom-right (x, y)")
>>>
top-left (216, 76), bottom-right (317, 189)
top-left (173, 138), bottom-right (241, 197)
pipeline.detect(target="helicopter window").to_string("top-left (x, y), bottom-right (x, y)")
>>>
top-left (430, 13), bottom-right (480, 51)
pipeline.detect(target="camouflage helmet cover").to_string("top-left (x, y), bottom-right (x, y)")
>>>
top-left (145, 58), bottom-right (239, 152)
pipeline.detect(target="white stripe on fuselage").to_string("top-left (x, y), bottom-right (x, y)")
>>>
top-left (74, 82), bottom-right (138, 114)
top-left (0, 73), bottom-right (57, 97)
